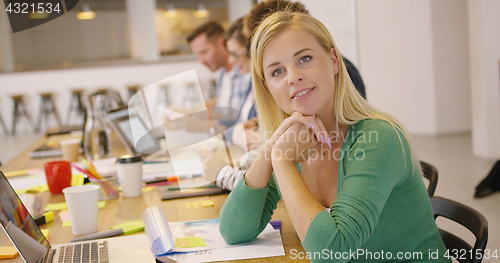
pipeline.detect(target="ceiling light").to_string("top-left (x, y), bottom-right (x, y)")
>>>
top-left (77, 3), bottom-right (96, 20)
top-left (163, 3), bottom-right (177, 18)
top-left (194, 4), bottom-right (209, 18)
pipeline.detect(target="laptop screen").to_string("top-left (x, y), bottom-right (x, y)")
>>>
top-left (106, 107), bottom-right (161, 155)
top-left (0, 172), bottom-right (50, 263)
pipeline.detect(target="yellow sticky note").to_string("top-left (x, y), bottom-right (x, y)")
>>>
top-left (0, 246), bottom-right (19, 259)
top-left (41, 229), bottom-right (49, 239)
top-left (200, 200), bottom-right (214, 207)
top-left (63, 220), bottom-right (72, 228)
top-left (98, 201), bottom-right (106, 208)
top-left (111, 221), bottom-right (144, 235)
top-left (184, 202), bottom-right (200, 209)
top-left (4, 170), bottom-right (28, 177)
top-left (185, 200), bottom-right (214, 209)
top-left (142, 186), bottom-right (155, 192)
top-left (28, 185), bottom-right (49, 193)
top-left (71, 174), bottom-right (85, 186)
top-left (174, 237), bottom-right (207, 248)
top-left (44, 203), bottom-right (67, 211)
top-left (14, 189), bottom-right (27, 195)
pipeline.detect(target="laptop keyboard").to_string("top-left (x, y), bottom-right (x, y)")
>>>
top-left (55, 241), bottom-right (109, 263)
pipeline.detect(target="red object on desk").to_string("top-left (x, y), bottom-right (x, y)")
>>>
top-left (44, 160), bottom-right (72, 194)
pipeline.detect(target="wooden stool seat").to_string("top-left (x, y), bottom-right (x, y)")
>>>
top-left (37, 92), bottom-right (62, 131)
top-left (66, 89), bottom-right (85, 125)
top-left (127, 85), bottom-right (140, 101)
top-left (10, 94), bottom-right (38, 134)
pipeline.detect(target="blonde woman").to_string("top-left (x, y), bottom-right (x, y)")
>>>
top-left (219, 11), bottom-right (450, 262)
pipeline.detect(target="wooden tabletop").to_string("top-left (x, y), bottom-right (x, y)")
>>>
top-left (0, 134), bottom-right (306, 262)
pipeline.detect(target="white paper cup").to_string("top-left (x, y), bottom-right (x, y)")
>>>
top-left (116, 155), bottom-right (143, 197)
top-left (63, 185), bottom-right (99, 235)
top-left (60, 138), bottom-right (81, 162)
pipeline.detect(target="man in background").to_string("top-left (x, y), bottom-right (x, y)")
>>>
top-left (187, 21), bottom-right (251, 111)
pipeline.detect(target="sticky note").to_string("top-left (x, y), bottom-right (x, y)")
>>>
top-left (63, 220), bottom-right (72, 228)
top-left (174, 237), bottom-right (206, 248)
top-left (142, 186), bottom-right (155, 192)
top-left (4, 170), bottom-right (28, 177)
top-left (59, 211), bottom-right (71, 222)
top-left (41, 229), bottom-right (49, 239)
top-left (0, 246), bottom-right (19, 259)
top-left (28, 185), bottom-right (49, 193)
top-left (111, 221), bottom-right (144, 235)
top-left (44, 202), bottom-right (67, 211)
top-left (98, 201), bottom-right (106, 208)
top-left (200, 200), bottom-right (214, 207)
top-left (71, 174), bottom-right (85, 186)
top-left (185, 200), bottom-right (214, 209)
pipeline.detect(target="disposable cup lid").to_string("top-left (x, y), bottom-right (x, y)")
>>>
top-left (116, 154), bottom-right (142, 164)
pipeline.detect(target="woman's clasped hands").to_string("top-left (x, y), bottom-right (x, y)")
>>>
top-left (268, 112), bottom-right (332, 164)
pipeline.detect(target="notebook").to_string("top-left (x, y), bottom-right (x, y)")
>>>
top-left (28, 141), bottom-right (62, 159)
top-left (0, 172), bottom-right (155, 263)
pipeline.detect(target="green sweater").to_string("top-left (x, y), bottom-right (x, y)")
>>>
top-left (219, 119), bottom-right (451, 262)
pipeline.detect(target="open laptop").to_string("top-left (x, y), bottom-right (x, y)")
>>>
top-left (105, 106), bottom-right (165, 161)
top-left (0, 172), bottom-right (155, 263)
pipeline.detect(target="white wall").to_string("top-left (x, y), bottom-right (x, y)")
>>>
top-left (10, 10), bottom-right (130, 67)
top-left (468, 0), bottom-right (500, 159)
top-left (431, 0), bottom-right (471, 134)
top-left (357, 0), bottom-right (471, 135)
top-left (301, 0), bottom-right (359, 67)
top-left (0, 58), bottom-right (213, 133)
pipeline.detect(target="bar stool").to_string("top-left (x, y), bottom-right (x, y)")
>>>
top-left (183, 82), bottom-right (199, 108)
top-left (127, 85), bottom-right (140, 101)
top-left (0, 113), bottom-right (7, 134)
top-left (36, 92), bottom-right (62, 131)
top-left (66, 89), bottom-right (85, 125)
top-left (10, 94), bottom-right (38, 134)
top-left (0, 106), bottom-right (8, 135)
top-left (155, 83), bottom-right (171, 108)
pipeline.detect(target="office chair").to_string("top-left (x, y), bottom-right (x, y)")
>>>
top-left (430, 196), bottom-right (488, 263)
top-left (420, 160), bottom-right (438, 197)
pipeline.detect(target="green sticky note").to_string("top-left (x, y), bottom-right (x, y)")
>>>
top-left (62, 220), bottom-right (72, 228)
top-left (111, 221), bottom-right (144, 235)
top-left (44, 202), bottom-right (67, 211)
top-left (174, 237), bottom-right (206, 248)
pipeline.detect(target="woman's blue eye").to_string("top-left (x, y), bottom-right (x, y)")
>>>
top-left (300, 55), bottom-right (312, 63)
top-left (272, 68), bottom-right (284, 77)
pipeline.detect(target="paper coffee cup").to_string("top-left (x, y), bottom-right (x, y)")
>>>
top-left (60, 138), bottom-right (81, 162)
top-left (63, 185), bottom-right (99, 235)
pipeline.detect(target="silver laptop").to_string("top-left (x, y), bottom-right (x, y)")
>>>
top-left (0, 172), bottom-right (155, 263)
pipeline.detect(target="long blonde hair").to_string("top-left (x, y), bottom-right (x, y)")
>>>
top-left (251, 11), bottom-right (419, 168)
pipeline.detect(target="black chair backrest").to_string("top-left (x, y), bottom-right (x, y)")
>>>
top-left (420, 161), bottom-right (438, 196)
top-left (430, 196), bottom-right (488, 263)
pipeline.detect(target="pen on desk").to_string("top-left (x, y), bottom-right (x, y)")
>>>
top-left (71, 228), bottom-right (124, 242)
